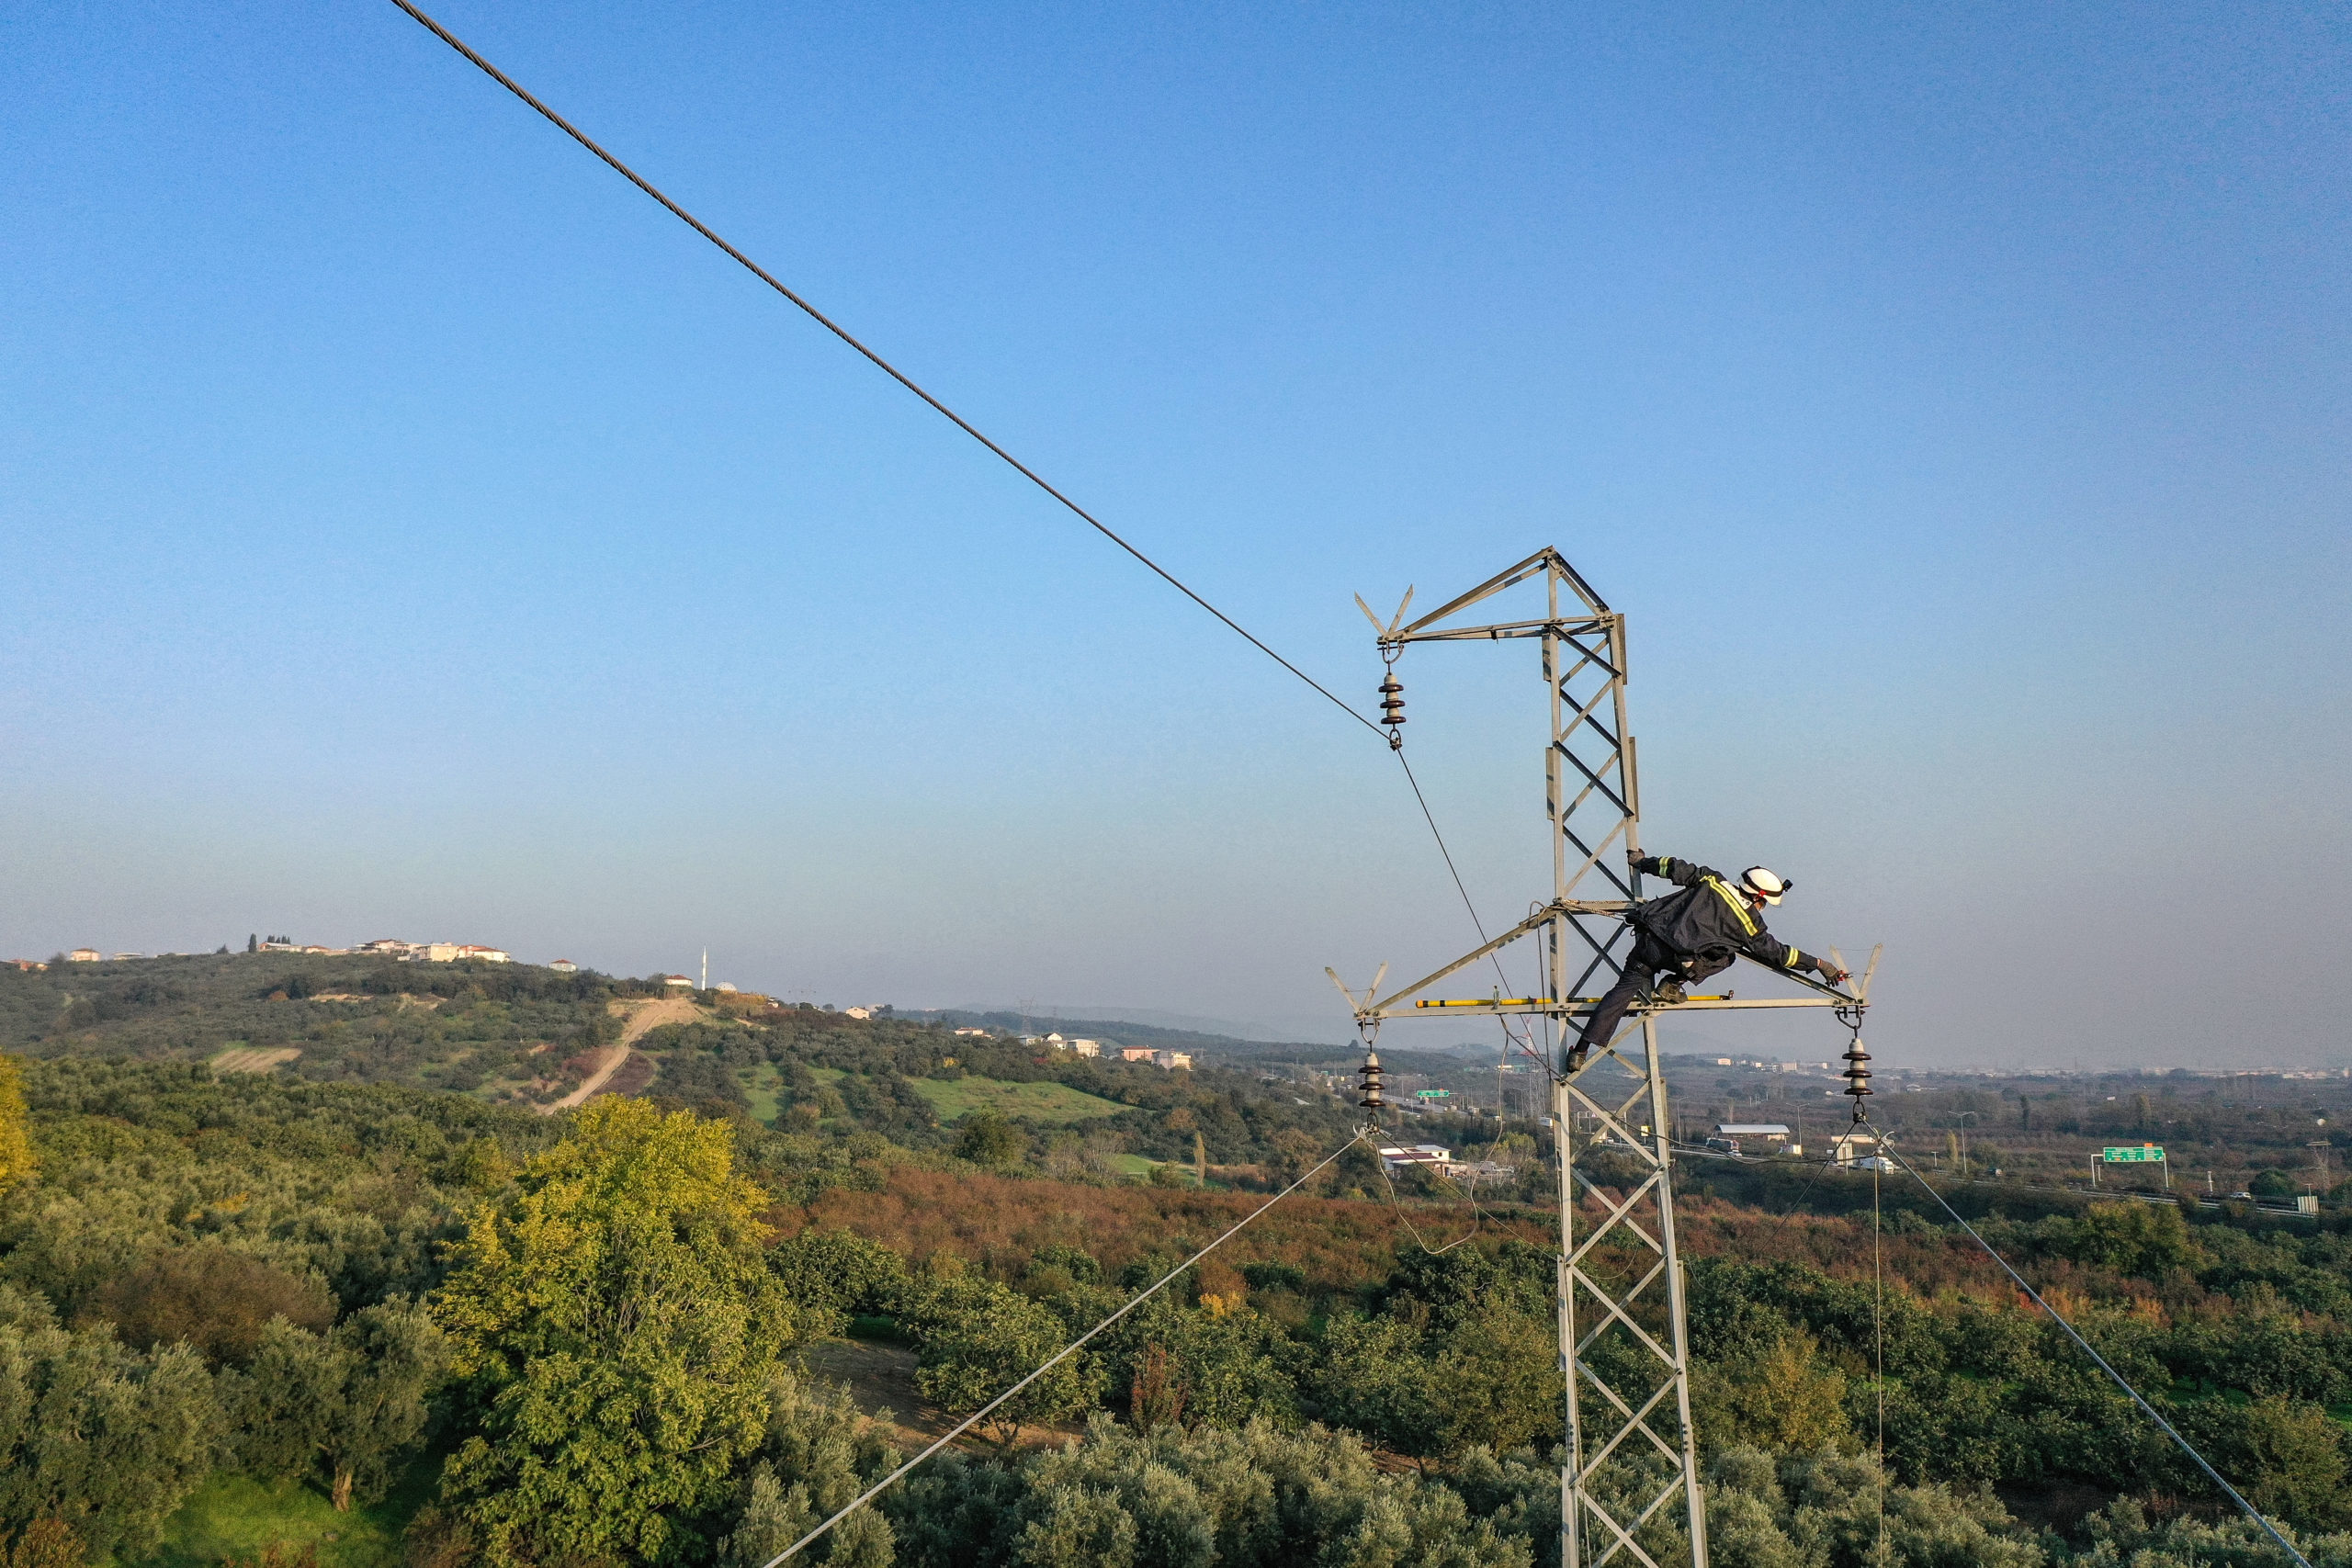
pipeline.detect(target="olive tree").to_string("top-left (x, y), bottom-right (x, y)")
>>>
top-left (238, 1296), bottom-right (446, 1510)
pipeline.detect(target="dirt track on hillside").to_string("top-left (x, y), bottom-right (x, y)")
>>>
top-left (538, 995), bottom-right (701, 1113)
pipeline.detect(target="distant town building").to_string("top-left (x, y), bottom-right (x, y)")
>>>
top-left (1119, 1046), bottom-right (1157, 1063)
top-left (66, 949), bottom-right (99, 964)
top-left (1377, 1144), bottom-right (1459, 1175)
top-left (1072, 1040), bottom-right (1101, 1057)
top-left (844, 1006), bottom-right (874, 1020)
top-left (1827, 1130), bottom-right (1881, 1168)
top-left (548, 959), bottom-right (578, 974)
top-left (662, 975), bottom-right (695, 988)
top-left (1155, 1051), bottom-right (1193, 1071)
top-left (716, 982), bottom-right (738, 993)
top-left (954, 1027), bottom-right (990, 1037)
top-left (111, 953), bottom-right (146, 961)
top-left (5, 959), bottom-right (47, 972)
top-left (357, 939), bottom-right (412, 956)
top-left (1710, 1122), bottom-right (1794, 1156)
top-left (455, 945), bottom-right (508, 964)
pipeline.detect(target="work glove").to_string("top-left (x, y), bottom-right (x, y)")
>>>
top-left (1821, 964), bottom-right (1851, 987)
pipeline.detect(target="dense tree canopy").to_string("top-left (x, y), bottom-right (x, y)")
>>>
top-left (0, 1057), bottom-right (30, 1195)
top-left (435, 1099), bottom-right (833, 1568)
top-left (6, 1036), bottom-right (2352, 1568)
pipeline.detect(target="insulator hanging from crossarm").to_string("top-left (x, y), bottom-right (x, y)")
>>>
top-left (1357, 1047), bottom-right (1386, 1111)
top-left (1837, 1004), bottom-right (1871, 1121)
top-left (1376, 644), bottom-right (1407, 750)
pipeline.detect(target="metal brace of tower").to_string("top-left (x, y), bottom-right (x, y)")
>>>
top-left (1336, 549), bottom-right (1869, 1568)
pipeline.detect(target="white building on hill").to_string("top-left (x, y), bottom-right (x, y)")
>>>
top-left (1378, 1144), bottom-right (1461, 1175)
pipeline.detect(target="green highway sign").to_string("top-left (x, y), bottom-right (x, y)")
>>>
top-left (2102, 1145), bottom-right (2165, 1163)
top-left (1415, 1089), bottom-right (1452, 1100)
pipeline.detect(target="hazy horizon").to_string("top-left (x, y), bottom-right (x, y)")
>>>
top-left (6, 3), bottom-right (2345, 1071)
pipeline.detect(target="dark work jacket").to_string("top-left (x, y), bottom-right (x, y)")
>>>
top-left (1628, 857), bottom-right (1829, 982)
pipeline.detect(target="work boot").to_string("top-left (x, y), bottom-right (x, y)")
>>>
top-left (1564, 1046), bottom-right (1589, 1074)
top-left (1654, 978), bottom-right (1689, 1006)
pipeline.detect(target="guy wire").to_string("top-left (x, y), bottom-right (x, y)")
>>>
top-left (760, 1130), bottom-right (1368, 1565)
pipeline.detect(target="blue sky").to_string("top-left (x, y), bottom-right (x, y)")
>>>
top-left (3, 2), bottom-right (2345, 1065)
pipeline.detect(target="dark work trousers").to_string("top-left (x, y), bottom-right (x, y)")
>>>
top-left (1574, 931), bottom-right (1683, 1057)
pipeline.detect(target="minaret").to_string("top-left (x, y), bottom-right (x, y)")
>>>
top-left (700, 949), bottom-right (708, 990)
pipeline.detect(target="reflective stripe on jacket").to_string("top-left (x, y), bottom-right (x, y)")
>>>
top-left (1629, 856), bottom-right (1826, 976)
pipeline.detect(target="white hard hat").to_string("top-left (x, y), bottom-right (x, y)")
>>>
top-left (1739, 867), bottom-right (1790, 905)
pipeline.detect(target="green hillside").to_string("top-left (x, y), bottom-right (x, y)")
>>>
top-left (0, 954), bottom-right (1373, 1169)
top-left (905, 1075), bottom-right (1125, 1125)
top-left (0, 953), bottom-right (626, 1098)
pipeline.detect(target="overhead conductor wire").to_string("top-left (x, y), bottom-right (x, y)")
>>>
top-left (380, 7), bottom-right (1510, 1555)
top-left (1872, 1132), bottom-right (2315, 1568)
top-left (383, 0), bottom-right (1383, 747)
top-left (761, 1134), bottom-right (1366, 1564)
top-left (387, 0), bottom-right (1521, 1043)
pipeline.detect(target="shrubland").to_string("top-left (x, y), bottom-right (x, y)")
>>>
top-left (4, 1023), bottom-right (2352, 1567)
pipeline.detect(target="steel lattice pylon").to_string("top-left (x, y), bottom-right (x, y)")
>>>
top-left (1340, 550), bottom-right (1860, 1568)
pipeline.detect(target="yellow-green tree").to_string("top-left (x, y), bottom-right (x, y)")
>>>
top-left (0, 1055), bottom-right (32, 1193)
top-left (1690, 1331), bottom-right (1852, 1456)
top-left (434, 1100), bottom-right (831, 1568)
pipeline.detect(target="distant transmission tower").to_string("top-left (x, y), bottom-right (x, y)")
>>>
top-left (1338, 549), bottom-right (1864, 1568)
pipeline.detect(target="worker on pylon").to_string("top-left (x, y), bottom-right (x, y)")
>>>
top-left (1567, 854), bottom-right (1849, 1069)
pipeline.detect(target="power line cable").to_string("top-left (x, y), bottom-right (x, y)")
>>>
top-left (388, 0), bottom-right (1540, 1224)
top-left (386, 0), bottom-right (1528, 1021)
top-left (1871, 1158), bottom-right (1886, 1565)
top-left (1875, 1133), bottom-right (2314, 1568)
top-left (1392, 751), bottom-right (1543, 1061)
top-left (383, 0), bottom-right (1383, 742)
top-left (762, 1131), bottom-right (1367, 1564)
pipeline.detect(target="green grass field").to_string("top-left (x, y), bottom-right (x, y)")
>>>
top-left (741, 1061), bottom-right (782, 1125)
top-left (1105, 1152), bottom-right (1159, 1178)
top-left (907, 1075), bottom-right (1125, 1125)
top-left (128, 1452), bottom-right (440, 1568)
